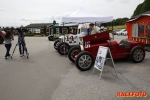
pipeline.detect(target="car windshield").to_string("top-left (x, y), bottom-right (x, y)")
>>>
top-left (80, 28), bottom-right (87, 33)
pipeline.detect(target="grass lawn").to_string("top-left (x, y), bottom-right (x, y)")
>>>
top-left (108, 25), bottom-right (126, 30)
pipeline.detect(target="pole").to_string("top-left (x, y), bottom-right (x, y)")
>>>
top-left (112, 21), bottom-right (114, 39)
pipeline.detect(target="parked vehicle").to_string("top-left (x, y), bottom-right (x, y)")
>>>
top-left (0, 30), bottom-right (4, 44)
top-left (116, 29), bottom-right (126, 35)
top-left (122, 31), bottom-right (128, 36)
top-left (68, 31), bottom-right (145, 71)
top-left (54, 23), bottom-right (100, 55)
top-left (48, 24), bottom-right (78, 41)
top-left (113, 29), bottom-right (120, 35)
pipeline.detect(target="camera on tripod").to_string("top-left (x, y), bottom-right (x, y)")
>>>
top-left (16, 28), bottom-right (29, 37)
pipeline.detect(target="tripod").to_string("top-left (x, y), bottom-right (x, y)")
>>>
top-left (11, 39), bottom-right (29, 59)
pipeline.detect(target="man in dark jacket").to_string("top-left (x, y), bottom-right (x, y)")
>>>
top-left (16, 25), bottom-right (28, 57)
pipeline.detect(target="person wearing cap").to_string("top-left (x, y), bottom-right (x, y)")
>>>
top-left (87, 23), bottom-right (99, 35)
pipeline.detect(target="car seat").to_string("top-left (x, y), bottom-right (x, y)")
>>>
top-left (119, 39), bottom-right (130, 49)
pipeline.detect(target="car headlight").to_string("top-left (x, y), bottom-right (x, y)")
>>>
top-left (80, 45), bottom-right (84, 51)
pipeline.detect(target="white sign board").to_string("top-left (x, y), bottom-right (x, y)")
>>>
top-left (94, 46), bottom-right (108, 71)
top-left (93, 46), bottom-right (117, 79)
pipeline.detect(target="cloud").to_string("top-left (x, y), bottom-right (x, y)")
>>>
top-left (105, 0), bottom-right (115, 2)
top-left (119, 0), bottom-right (130, 4)
top-left (0, 8), bottom-right (5, 11)
top-left (20, 18), bottom-right (30, 21)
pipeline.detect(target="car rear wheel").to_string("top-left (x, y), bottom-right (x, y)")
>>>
top-left (53, 39), bottom-right (60, 50)
top-left (68, 46), bottom-right (81, 63)
top-left (130, 46), bottom-right (145, 63)
top-left (75, 52), bottom-right (94, 71)
top-left (57, 42), bottom-right (70, 55)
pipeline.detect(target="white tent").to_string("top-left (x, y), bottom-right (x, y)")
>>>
top-left (61, 7), bottom-right (113, 23)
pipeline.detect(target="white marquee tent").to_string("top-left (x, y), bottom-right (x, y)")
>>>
top-left (61, 7), bottom-right (113, 23)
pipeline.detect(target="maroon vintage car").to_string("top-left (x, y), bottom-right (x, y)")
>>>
top-left (68, 31), bottom-right (145, 71)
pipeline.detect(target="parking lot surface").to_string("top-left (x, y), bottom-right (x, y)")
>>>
top-left (0, 35), bottom-right (150, 100)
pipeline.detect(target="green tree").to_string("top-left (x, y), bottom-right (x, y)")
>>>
top-left (10, 27), bottom-right (14, 33)
top-left (140, 0), bottom-right (150, 14)
top-left (132, 0), bottom-right (150, 18)
top-left (132, 3), bottom-right (143, 17)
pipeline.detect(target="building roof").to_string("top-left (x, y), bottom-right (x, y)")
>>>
top-left (132, 11), bottom-right (150, 19)
top-left (128, 11), bottom-right (150, 22)
top-left (25, 23), bottom-right (58, 28)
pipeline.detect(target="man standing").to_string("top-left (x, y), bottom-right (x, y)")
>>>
top-left (16, 25), bottom-right (27, 57)
top-left (87, 23), bottom-right (99, 35)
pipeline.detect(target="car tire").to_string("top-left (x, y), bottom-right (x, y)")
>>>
top-left (68, 46), bottom-right (81, 63)
top-left (57, 42), bottom-right (70, 55)
top-left (75, 52), bottom-right (94, 71)
top-left (48, 36), bottom-right (54, 41)
top-left (0, 37), bottom-right (4, 44)
top-left (130, 46), bottom-right (145, 63)
top-left (53, 39), bottom-right (60, 50)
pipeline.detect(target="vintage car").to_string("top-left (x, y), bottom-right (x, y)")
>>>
top-left (54, 23), bottom-right (100, 55)
top-left (0, 30), bottom-right (4, 44)
top-left (68, 31), bottom-right (145, 71)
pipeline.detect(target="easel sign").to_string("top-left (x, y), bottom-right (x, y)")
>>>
top-left (93, 46), bottom-right (117, 79)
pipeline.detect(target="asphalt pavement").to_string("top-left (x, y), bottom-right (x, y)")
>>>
top-left (0, 35), bottom-right (150, 100)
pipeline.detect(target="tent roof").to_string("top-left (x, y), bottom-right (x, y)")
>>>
top-left (61, 7), bottom-right (113, 23)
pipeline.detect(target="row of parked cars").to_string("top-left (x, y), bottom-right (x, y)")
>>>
top-left (52, 26), bottom-right (145, 71)
top-left (114, 29), bottom-right (127, 35)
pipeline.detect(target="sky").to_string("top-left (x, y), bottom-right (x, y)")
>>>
top-left (0, 0), bottom-right (144, 27)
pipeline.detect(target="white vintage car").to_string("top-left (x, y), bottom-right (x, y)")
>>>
top-left (54, 24), bottom-right (100, 55)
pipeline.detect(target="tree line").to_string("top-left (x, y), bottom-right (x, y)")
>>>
top-left (102, 0), bottom-right (150, 27)
top-left (132, 0), bottom-right (150, 18)
top-left (101, 17), bottom-right (129, 27)
top-left (0, 27), bottom-right (16, 33)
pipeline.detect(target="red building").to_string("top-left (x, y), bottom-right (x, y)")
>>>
top-left (126, 11), bottom-right (150, 49)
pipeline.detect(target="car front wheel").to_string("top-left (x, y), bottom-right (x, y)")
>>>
top-left (75, 52), bottom-right (94, 71)
top-left (68, 46), bottom-right (81, 63)
top-left (130, 46), bottom-right (145, 63)
top-left (57, 42), bottom-right (70, 55)
top-left (53, 39), bottom-right (60, 50)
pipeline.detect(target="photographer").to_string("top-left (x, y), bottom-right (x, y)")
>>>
top-left (4, 30), bottom-right (14, 59)
top-left (16, 25), bottom-right (28, 57)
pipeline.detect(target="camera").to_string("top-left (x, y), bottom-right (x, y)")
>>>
top-left (16, 28), bottom-right (28, 33)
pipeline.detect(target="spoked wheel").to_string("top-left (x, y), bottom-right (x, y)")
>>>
top-left (68, 46), bottom-right (81, 63)
top-left (130, 46), bottom-right (145, 63)
top-left (57, 42), bottom-right (70, 55)
top-left (53, 39), bottom-right (60, 50)
top-left (75, 52), bottom-right (94, 71)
